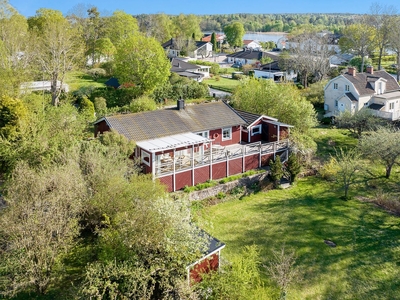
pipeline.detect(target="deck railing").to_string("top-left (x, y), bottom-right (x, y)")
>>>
top-left (154, 139), bottom-right (289, 176)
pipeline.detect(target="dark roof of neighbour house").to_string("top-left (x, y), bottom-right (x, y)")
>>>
top-left (188, 229), bottom-right (225, 268)
top-left (259, 61), bottom-right (281, 72)
top-left (171, 58), bottom-right (199, 72)
top-left (227, 49), bottom-right (274, 61)
top-left (233, 109), bottom-right (285, 128)
top-left (105, 78), bottom-right (120, 88)
top-left (345, 92), bottom-right (358, 101)
top-left (95, 101), bottom-right (247, 142)
top-left (369, 103), bottom-right (385, 110)
top-left (343, 70), bottom-right (400, 96)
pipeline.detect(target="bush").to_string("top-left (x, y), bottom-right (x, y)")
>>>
top-left (216, 192), bottom-right (226, 199)
top-left (321, 117), bottom-right (332, 125)
top-left (128, 96), bottom-right (157, 113)
top-left (87, 68), bottom-right (107, 81)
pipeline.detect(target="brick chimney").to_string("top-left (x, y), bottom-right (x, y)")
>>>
top-left (366, 65), bottom-right (373, 74)
top-left (348, 67), bottom-right (356, 76)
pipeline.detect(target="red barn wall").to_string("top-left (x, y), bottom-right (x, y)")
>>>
top-left (176, 170), bottom-right (192, 190)
top-left (228, 158), bottom-right (242, 176)
top-left (212, 162), bottom-right (227, 180)
top-left (194, 166), bottom-right (211, 185)
top-left (245, 154), bottom-right (259, 171)
top-left (241, 130), bottom-right (249, 143)
top-left (158, 175), bottom-right (173, 192)
top-left (94, 120), bottom-right (111, 137)
top-left (190, 253), bottom-right (220, 284)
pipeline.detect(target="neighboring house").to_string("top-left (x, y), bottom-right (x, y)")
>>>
top-left (201, 33), bottom-right (225, 43)
top-left (162, 38), bottom-right (213, 59)
top-left (324, 66), bottom-right (400, 120)
top-left (226, 49), bottom-right (276, 66)
top-left (187, 231), bottom-right (225, 284)
top-left (171, 58), bottom-right (210, 81)
top-left (329, 53), bottom-right (354, 67)
top-left (254, 60), bottom-right (297, 82)
top-left (94, 100), bottom-right (292, 192)
top-left (20, 81), bottom-right (69, 94)
top-left (243, 40), bottom-right (262, 50)
top-left (277, 31), bottom-right (341, 54)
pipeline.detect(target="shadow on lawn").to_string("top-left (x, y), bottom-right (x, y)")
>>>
top-left (209, 176), bottom-right (400, 298)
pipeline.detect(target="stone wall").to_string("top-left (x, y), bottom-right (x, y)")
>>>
top-left (186, 171), bottom-right (269, 201)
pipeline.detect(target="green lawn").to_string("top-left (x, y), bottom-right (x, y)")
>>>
top-left (195, 127), bottom-right (400, 299)
top-left (64, 71), bottom-right (107, 92)
top-left (196, 176), bottom-right (400, 299)
top-left (204, 76), bottom-right (241, 92)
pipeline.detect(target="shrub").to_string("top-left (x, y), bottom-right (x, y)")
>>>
top-left (87, 68), bottom-right (107, 81)
top-left (216, 192), bottom-right (226, 199)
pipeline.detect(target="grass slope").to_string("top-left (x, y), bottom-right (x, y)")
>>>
top-left (196, 177), bottom-right (400, 299)
top-left (195, 127), bottom-right (400, 299)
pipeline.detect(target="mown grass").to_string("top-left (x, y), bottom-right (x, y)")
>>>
top-left (204, 76), bottom-right (241, 92)
top-left (195, 127), bottom-right (400, 299)
top-left (64, 70), bottom-right (107, 92)
top-left (195, 176), bottom-right (400, 299)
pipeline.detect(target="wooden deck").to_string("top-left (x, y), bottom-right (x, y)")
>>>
top-left (154, 139), bottom-right (289, 177)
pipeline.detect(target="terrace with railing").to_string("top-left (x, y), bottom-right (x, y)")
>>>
top-left (155, 139), bottom-right (289, 176)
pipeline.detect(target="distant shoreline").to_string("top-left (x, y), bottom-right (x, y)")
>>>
top-left (246, 31), bottom-right (288, 35)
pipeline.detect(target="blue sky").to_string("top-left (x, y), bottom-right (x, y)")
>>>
top-left (9, 0), bottom-right (400, 17)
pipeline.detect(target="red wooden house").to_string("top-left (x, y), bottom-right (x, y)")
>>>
top-left (94, 100), bottom-right (292, 192)
top-left (187, 232), bottom-right (225, 284)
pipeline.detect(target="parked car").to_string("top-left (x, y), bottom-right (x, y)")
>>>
top-left (231, 63), bottom-right (242, 68)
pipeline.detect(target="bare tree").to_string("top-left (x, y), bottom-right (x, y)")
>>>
top-left (265, 247), bottom-right (299, 300)
top-left (367, 3), bottom-right (397, 70)
top-left (288, 32), bottom-right (332, 88)
top-left (388, 16), bottom-right (400, 82)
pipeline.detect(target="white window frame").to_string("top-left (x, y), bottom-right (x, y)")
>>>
top-left (389, 102), bottom-right (394, 110)
top-left (222, 127), bottom-right (232, 141)
top-left (141, 150), bottom-right (151, 166)
top-left (345, 85), bottom-right (350, 91)
top-left (333, 83), bottom-right (338, 90)
top-left (196, 131), bottom-right (209, 139)
top-left (251, 125), bottom-right (262, 136)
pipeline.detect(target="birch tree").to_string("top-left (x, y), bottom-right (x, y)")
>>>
top-left (30, 9), bottom-right (84, 106)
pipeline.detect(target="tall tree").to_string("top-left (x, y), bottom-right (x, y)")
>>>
top-left (104, 10), bottom-right (139, 47)
top-left (172, 14), bottom-right (202, 41)
top-left (339, 21), bottom-right (376, 73)
top-left (211, 32), bottom-right (217, 52)
top-left (387, 16), bottom-right (400, 82)
top-left (29, 9), bottom-right (84, 106)
top-left (288, 32), bottom-right (332, 87)
top-left (367, 3), bottom-right (397, 71)
top-left (114, 34), bottom-right (170, 95)
top-left (0, 3), bottom-right (31, 96)
top-left (224, 22), bottom-right (245, 49)
top-left (358, 126), bottom-right (400, 179)
top-left (232, 78), bottom-right (317, 134)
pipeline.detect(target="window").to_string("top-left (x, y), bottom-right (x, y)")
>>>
top-left (222, 127), bottom-right (232, 140)
top-left (196, 131), bottom-right (209, 139)
top-left (251, 125), bottom-right (262, 136)
top-left (141, 150), bottom-right (151, 166)
top-left (335, 100), bottom-right (338, 107)
top-left (345, 85), bottom-right (350, 91)
top-left (333, 83), bottom-right (338, 89)
top-left (389, 102), bottom-right (394, 110)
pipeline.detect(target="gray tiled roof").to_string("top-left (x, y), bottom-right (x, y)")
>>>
top-left (233, 109), bottom-right (261, 127)
top-left (227, 50), bottom-right (274, 60)
top-left (343, 70), bottom-right (400, 96)
top-left (345, 92), bottom-right (358, 101)
top-left (101, 101), bottom-right (246, 142)
top-left (369, 103), bottom-right (384, 110)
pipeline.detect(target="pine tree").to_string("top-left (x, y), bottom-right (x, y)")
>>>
top-left (270, 155), bottom-right (284, 188)
top-left (211, 32), bottom-right (217, 52)
top-left (286, 153), bottom-right (301, 184)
